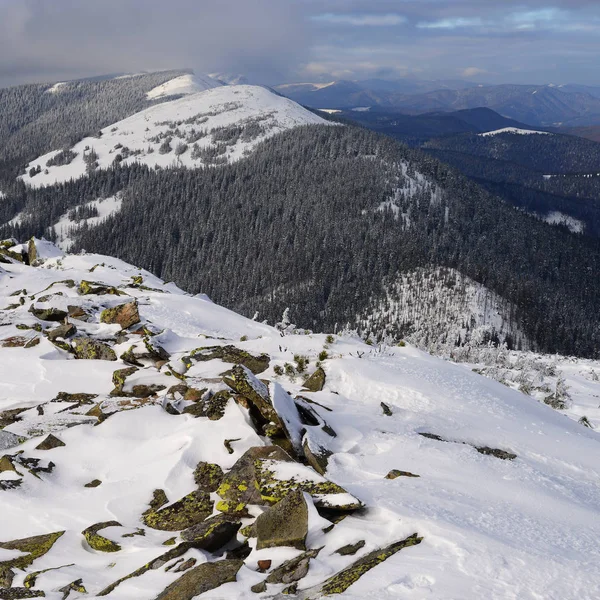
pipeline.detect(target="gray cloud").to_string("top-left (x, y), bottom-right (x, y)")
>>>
top-left (1, 0), bottom-right (599, 88)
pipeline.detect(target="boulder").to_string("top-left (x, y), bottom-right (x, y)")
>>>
top-left (78, 281), bottom-right (124, 296)
top-left (302, 367), bottom-right (326, 392)
top-left (0, 531), bottom-right (65, 571)
top-left (193, 461), bottom-right (224, 492)
top-left (73, 338), bottom-right (116, 361)
top-left (180, 514), bottom-right (241, 552)
top-left (46, 323), bottom-right (76, 342)
top-left (255, 490), bottom-right (308, 550)
top-left (190, 345), bottom-right (269, 374)
top-left (35, 434), bottom-right (65, 450)
top-left (100, 301), bottom-right (141, 330)
top-left (143, 490), bottom-right (213, 531)
top-left (82, 521), bottom-right (122, 552)
top-left (28, 306), bottom-right (67, 322)
top-left (153, 559), bottom-right (243, 600)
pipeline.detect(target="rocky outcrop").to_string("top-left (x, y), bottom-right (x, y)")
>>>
top-left (82, 521), bottom-right (122, 552)
top-left (143, 490), bottom-right (213, 531)
top-left (302, 367), bottom-right (326, 392)
top-left (191, 345), bottom-right (270, 374)
top-left (100, 301), bottom-right (140, 330)
top-left (255, 490), bottom-right (308, 550)
top-left (35, 434), bottom-right (65, 451)
top-left (72, 338), bottom-right (117, 361)
top-left (180, 514), bottom-right (241, 551)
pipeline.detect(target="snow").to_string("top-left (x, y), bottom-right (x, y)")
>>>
top-left (20, 85), bottom-right (331, 189)
top-left (480, 127), bottom-right (551, 137)
top-left (543, 210), bottom-right (585, 234)
top-left (51, 194), bottom-right (124, 250)
top-left (0, 242), bottom-right (599, 599)
top-left (351, 107), bottom-right (371, 112)
top-left (46, 82), bottom-right (66, 94)
top-left (318, 109), bottom-right (342, 114)
top-left (146, 73), bottom-right (222, 99)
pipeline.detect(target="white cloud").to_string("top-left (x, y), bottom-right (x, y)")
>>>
top-left (462, 67), bottom-right (488, 78)
top-left (313, 13), bottom-right (407, 27)
top-left (417, 17), bottom-right (483, 30)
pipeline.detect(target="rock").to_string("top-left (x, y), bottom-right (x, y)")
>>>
top-left (0, 531), bottom-right (65, 571)
top-left (78, 281), bottom-right (124, 296)
top-left (256, 490), bottom-right (308, 550)
top-left (1, 336), bottom-right (40, 348)
top-left (131, 384), bottom-right (166, 398)
top-left (302, 534), bottom-right (422, 598)
top-left (82, 521), bottom-right (122, 552)
top-left (84, 479), bottom-right (102, 488)
top-left (0, 409), bottom-right (27, 431)
top-left (143, 490), bottom-right (213, 531)
top-left (146, 489), bottom-right (169, 513)
top-left (100, 301), bottom-right (141, 330)
top-left (73, 338), bottom-right (116, 361)
top-left (35, 434), bottom-right (65, 450)
top-left (223, 366), bottom-right (282, 430)
top-left (381, 402), bottom-right (392, 416)
top-left (302, 367), bottom-right (326, 392)
top-left (46, 323), bottom-right (76, 342)
top-left (52, 392), bottom-right (98, 405)
top-left (226, 542), bottom-right (252, 560)
top-left (174, 558), bottom-right (196, 572)
top-left (153, 559), bottom-right (243, 600)
top-left (216, 446), bottom-right (293, 513)
top-left (111, 367), bottom-right (138, 395)
top-left (191, 345), bottom-right (269, 374)
top-left (476, 446), bottom-right (517, 460)
top-left (180, 514), bottom-right (241, 552)
top-left (334, 540), bottom-right (365, 555)
top-left (67, 305), bottom-right (91, 321)
top-left (386, 469), bottom-right (420, 479)
top-left (302, 435), bottom-right (332, 476)
top-left (0, 588), bottom-right (45, 598)
top-left (257, 559), bottom-right (272, 572)
top-left (28, 306), bottom-right (67, 322)
top-left (0, 455), bottom-right (16, 473)
top-left (58, 579), bottom-right (87, 598)
top-left (193, 462), bottom-right (224, 492)
top-left (251, 548), bottom-right (320, 594)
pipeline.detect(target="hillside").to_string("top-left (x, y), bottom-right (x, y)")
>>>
top-left (0, 239), bottom-right (598, 599)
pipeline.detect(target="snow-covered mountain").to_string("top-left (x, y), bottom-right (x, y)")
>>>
top-left (0, 239), bottom-right (599, 599)
top-left (21, 84), bottom-right (330, 189)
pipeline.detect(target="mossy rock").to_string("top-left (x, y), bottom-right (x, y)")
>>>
top-left (35, 434), bottom-right (65, 451)
top-left (223, 365), bottom-right (281, 429)
top-left (302, 367), bottom-right (326, 392)
top-left (216, 446), bottom-right (294, 513)
top-left (190, 345), bottom-right (269, 374)
top-left (193, 461), bottom-right (224, 492)
top-left (78, 281), bottom-right (125, 296)
top-left (180, 514), bottom-right (241, 552)
top-left (111, 366), bottom-right (138, 395)
top-left (255, 490), bottom-right (308, 550)
top-left (146, 489), bottom-right (169, 513)
top-left (100, 301), bottom-right (140, 330)
top-left (73, 338), bottom-right (116, 361)
top-left (143, 490), bottom-right (213, 531)
top-left (312, 533), bottom-right (423, 597)
top-left (28, 306), bottom-right (67, 322)
top-left (153, 559), bottom-right (243, 600)
top-left (0, 531), bottom-right (65, 571)
top-left (82, 521), bottom-right (122, 552)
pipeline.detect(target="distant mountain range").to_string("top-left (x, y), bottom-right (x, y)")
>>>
top-left (276, 80), bottom-right (600, 127)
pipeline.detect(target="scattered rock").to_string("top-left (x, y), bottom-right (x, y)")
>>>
top-left (111, 366), bottom-right (138, 395)
top-left (100, 301), bottom-right (141, 330)
top-left (334, 540), bottom-right (365, 556)
top-left (251, 548), bottom-right (321, 594)
top-left (67, 305), bottom-right (91, 321)
top-left (302, 435), bottom-right (332, 476)
top-left (0, 588), bottom-right (45, 598)
top-left (28, 306), bottom-right (67, 322)
top-left (78, 281), bottom-right (124, 296)
top-left (82, 521), bottom-right (122, 552)
top-left (58, 579), bottom-right (87, 599)
top-left (35, 434), bottom-right (65, 450)
top-left (52, 392), bottom-right (98, 405)
top-left (302, 367), bottom-right (326, 392)
top-left (46, 323), bottom-right (76, 342)
top-left (1, 336), bottom-right (39, 348)
top-left (131, 384), bottom-right (166, 398)
top-left (256, 490), bottom-right (308, 551)
top-left (84, 479), bottom-right (102, 488)
top-left (143, 490), bottom-right (213, 531)
top-left (73, 338), bottom-right (116, 361)
top-left (381, 402), bottom-right (392, 416)
top-left (153, 559), bottom-right (243, 600)
top-left (174, 558), bottom-right (196, 573)
top-left (193, 461), bottom-right (224, 492)
top-left (0, 455), bottom-right (16, 473)
top-left (191, 345), bottom-right (270, 374)
top-left (224, 438), bottom-right (240, 454)
top-left (180, 514), bottom-right (241, 552)
top-left (476, 446), bottom-right (517, 461)
top-left (257, 559), bottom-right (272, 572)
top-left (386, 470), bottom-right (420, 479)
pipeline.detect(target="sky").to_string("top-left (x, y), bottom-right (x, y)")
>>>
top-left (1, 0), bottom-right (599, 88)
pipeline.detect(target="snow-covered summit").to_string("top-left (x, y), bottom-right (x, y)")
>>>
top-left (479, 127), bottom-right (551, 137)
top-left (0, 239), bottom-right (599, 599)
top-left (20, 85), bottom-right (331, 189)
top-left (146, 73), bottom-right (223, 99)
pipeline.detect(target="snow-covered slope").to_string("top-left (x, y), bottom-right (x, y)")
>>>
top-left (20, 85), bottom-right (331, 189)
top-left (0, 239), bottom-right (599, 599)
top-left (146, 74), bottom-right (222, 99)
top-left (479, 127), bottom-right (550, 137)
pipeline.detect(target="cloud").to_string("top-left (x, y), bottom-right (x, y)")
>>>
top-left (312, 13), bottom-right (407, 26)
top-left (417, 18), bottom-right (483, 30)
top-left (462, 67), bottom-right (488, 78)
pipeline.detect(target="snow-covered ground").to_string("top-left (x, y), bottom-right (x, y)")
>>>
top-left (0, 240), bottom-right (599, 599)
top-left (543, 210), bottom-right (585, 234)
top-left (20, 85), bottom-right (331, 189)
top-left (146, 74), bottom-right (222, 100)
top-left (479, 127), bottom-right (551, 137)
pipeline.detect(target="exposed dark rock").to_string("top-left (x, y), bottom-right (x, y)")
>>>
top-left (46, 323), bottom-right (76, 342)
top-left (418, 433), bottom-right (517, 460)
top-left (78, 281), bottom-right (124, 296)
top-left (191, 345), bottom-right (269, 374)
top-left (52, 392), bottom-right (97, 405)
top-left (386, 470), bottom-right (420, 479)
top-left (0, 588), bottom-right (45, 598)
top-left (100, 301), bottom-right (141, 330)
top-left (58, 578), bottom-right (87, 599)
top-left (381, 402), bottom-right (392, 416)
top-left (143, 490), bottom-right (213, 531)
top-left (193, 461), bottom-right (224, 492)
top-left (73, 338), bottom-right (116, 361)
top-left (35, 434), bottom-right (65, 451)
top-left (256, 490), bottom-right (308, 550)
top-left (334, 540), bottom-right (365, 555)
top-left (84, 479), bottom-right (102, 488)
top-left (0, 531), bottom-right (65, 571)
top-left (180, 514), bottom-right (241, 552)
top-left (251, 548), bottom-right (321, 594)
top-left (28, 306), bottom-right (67, 322)
top-left (82, 521), bottom-right (122, 552)
top-left (111, 367), bottom-right (138, 395)
top-left (302, 367), bottom-right (326, 392)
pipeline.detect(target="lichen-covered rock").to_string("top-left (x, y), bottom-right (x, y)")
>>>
top-left (130, 384), bottom-right (166, 398)
top-left (193, 461), bottom-right (224, 492)
top-left (153, 559), bottom-right (243, 600)
top-left (73, 338), bottom-right (116, 361)
top-left (143, 490), bottom-right (213, 531)
top-left (180, 514), bottom-right (241, 551)
top-left (79, 281), bottom-right (124, 296)
top-left (0, 531), bottom-right (65, 571)
top-left (100, 301), bottom-right (140, 330)
top-left (302, 367), bottom-right (326, 392)
top-left (58, 579), bottom-right (87, 598)
top-left (334, 540), bottom-right (365, 555)
top-left (255, 490), bottom-right (308, 550)
top-left (301, 534), bottom-right (422, 598)
top-left (111, 367), bottom-right (138, 395)
top-left (386, 469), bottom-right (420, 479)
top-left (191, 345), bottom-right (270, 374)
top-left (52, 392), bottom-right (98, 405)
top-left (0, 587), bottom-right (45, 598)
top-left (35, 434), bottom-right (65, 451)
top-left (82, 521), bottom-right (122, 552)
top-left (28, 306), bottom-right (68, 322)
top-left (223, 365), bottom-right (282, 430)
top-left (251, 548), bottom-right (321, 594)
top-left (216, 446), bottom-right (294, 514)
